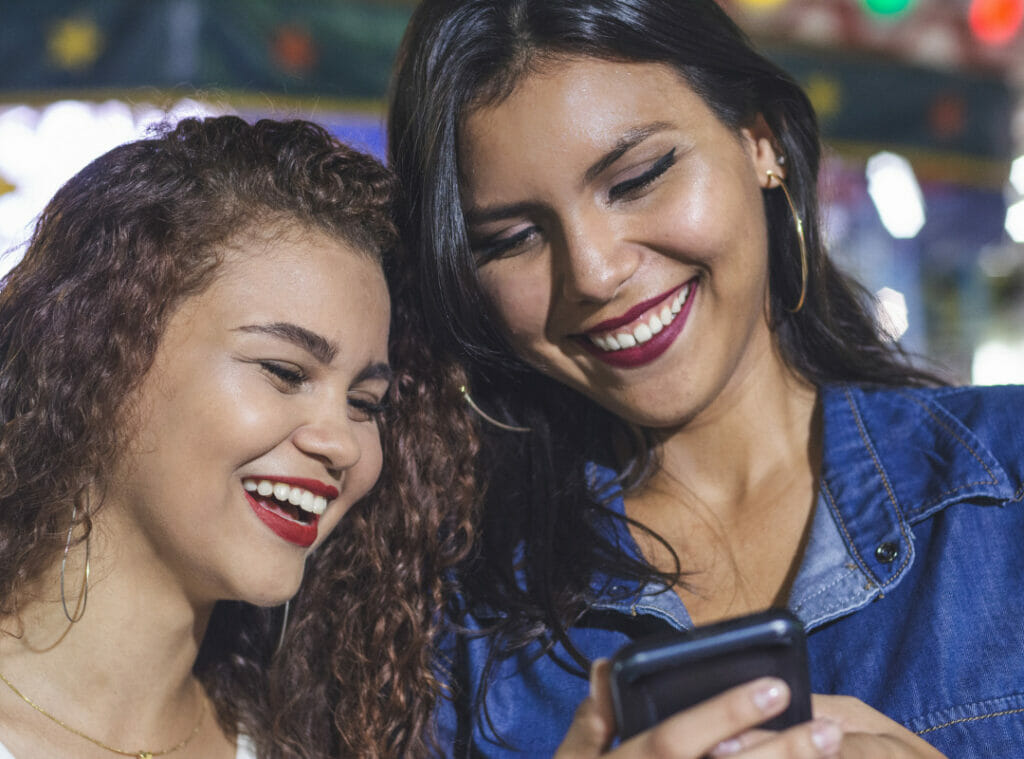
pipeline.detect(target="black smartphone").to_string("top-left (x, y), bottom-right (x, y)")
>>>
top-left (609, 609), bottom-right (812, 740)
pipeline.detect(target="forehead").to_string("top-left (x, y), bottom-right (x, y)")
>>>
top-left (185, 224), bottom-right (391, 358)
top-left (459, 57), bottom-right (709, 183)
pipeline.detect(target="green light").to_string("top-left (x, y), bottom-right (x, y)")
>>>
top-left (863, 0), bottom-right (915, 16)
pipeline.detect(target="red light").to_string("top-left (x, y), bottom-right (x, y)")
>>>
top-left (968, 0), bottom-right (1024, 45)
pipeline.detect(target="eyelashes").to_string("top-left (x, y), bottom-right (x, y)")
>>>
top-left (608, 148), bottom-right (676, 201)
top-left (470, 146), bottom-right (678, 264)
top-left (347, 397), bottom-right (388, 422)
top-left (261, 361), bottom-right (305, 386)
top-left (259, 361), bottom-right (387, 421)
top-left (472, 226), bottom-right (537, 265)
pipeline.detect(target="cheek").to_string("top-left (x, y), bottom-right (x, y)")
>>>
top-left (353, 426), bottom-right (384, 497)
top-left (480, 268), bottom-right (553, 347)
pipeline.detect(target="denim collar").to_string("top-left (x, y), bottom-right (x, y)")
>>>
top-left (587, 384), bottom-right (1019, 631)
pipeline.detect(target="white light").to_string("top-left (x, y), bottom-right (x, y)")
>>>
top-left (1007, 199), bottom-right (1024, 243)
top-left (0, 99), bottom-right (222, 277)
top-left (875, 287), bottom-right (909, 341)
top-left (972, 338), bottom-right (1024, 385)
top-left (1011, 155), bottom-right (1024, 195)
top-left (866, 152), bottom-right (926, 239)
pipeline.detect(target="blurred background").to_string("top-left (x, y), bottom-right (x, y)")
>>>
top-left (0, 0), bottom-right (1022, 383)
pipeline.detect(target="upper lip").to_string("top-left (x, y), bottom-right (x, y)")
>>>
top-left (582, 282), bottom-right (688, 335)
top-left (244, 475), bottom-right (339, 500)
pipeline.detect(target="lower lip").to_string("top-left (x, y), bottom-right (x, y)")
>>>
top-left (579, 280), bottom-right (697, 369)
top-left (244, 492), bottom-right (319, 547)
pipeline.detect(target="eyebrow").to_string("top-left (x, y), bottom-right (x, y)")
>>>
top-left (463, 121), bottom-right (674, 226)
top-left (583, 122), bottom-right (674, 185)
top-left (355, 362), bottom-right (394, 385)
top-left (235, 322), bottom-right (338, 365)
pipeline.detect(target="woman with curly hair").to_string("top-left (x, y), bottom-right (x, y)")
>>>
top-left (0, 116), bottom-right (475, 758)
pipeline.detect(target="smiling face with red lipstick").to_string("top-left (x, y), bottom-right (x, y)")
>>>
top-left (461, 57), bottom-right (786, 429)
top-left (105, 223), bottom-right (390, 606)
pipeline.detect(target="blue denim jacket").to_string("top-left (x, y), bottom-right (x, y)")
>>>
top-left (437, 384), bottom-right (1024, 757)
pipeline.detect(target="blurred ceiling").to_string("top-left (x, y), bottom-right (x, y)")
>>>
top-left (0, 0), bottom-right (1019, 176)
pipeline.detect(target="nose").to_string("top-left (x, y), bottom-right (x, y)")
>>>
top-left (556, 213), bottom-right (640, 304)
top-left (291, 410), bottom-right (362, 479)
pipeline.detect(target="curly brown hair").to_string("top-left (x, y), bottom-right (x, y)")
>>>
top-left (0, 116), bottom-right (477, 757)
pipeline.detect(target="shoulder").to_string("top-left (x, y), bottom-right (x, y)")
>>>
top-left (851, 383), bottom-right (1024, 460)
top-left (822, 384), bottom-right (1024, 519)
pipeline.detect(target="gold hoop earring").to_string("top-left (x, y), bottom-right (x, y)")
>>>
top-left (275, 599), bottom-right (290, 655)
top-left (60, 502), bottom-right (90, 624)
top-left (460, 386), bottom-right (531, 433)
top-left (766, 169), bottom-right (807, 314)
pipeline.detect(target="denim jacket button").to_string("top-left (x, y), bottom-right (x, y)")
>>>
top-left (875, 541), bottom-right (899, 564)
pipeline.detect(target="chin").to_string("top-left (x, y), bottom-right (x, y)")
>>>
top-left (228, 569), bottom-right (305, 609)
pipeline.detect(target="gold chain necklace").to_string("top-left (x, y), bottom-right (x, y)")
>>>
top-left (0, 668), bottom-right (205, 759)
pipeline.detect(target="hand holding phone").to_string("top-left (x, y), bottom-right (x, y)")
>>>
top-left (608, 609), bottom-right (812, 740)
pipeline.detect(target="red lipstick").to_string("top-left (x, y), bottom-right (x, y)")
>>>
top-left (579, 279), bottom-right (697, 369)
top-left (587, 283), bottom-right (682, 334)
top-left (248, 475), bottom-right (339, 499)
top-left (245, 491), bottom-right (320, 547)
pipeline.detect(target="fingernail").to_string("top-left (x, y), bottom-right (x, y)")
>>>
top-left (751, 678), bottom-right (786, 713)
top-left (710, 737), bottom-right (743, 756)
top-left (811, 719), bottom-right (842, 753)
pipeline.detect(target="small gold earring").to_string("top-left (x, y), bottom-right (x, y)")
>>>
top-left (766, 169), bottom-right (807, 314)
top-left (460, 385), bottom-right (531, 433)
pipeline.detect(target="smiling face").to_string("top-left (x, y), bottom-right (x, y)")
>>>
top-left (102, 224), bottom-right (391, 606)
top-left (460, 57), bottom-right (786, 430)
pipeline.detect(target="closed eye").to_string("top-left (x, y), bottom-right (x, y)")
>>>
top-left (348, 394), bottom-right (388, 423)
top-left (260, 361), bottom-right (306, 388)
top-left (471, 225), bottom-right (539, 265)
top-left (608, 148), bottom-right (676, 202)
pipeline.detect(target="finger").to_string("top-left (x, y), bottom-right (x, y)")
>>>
top-left (707, 728), bottom-right (773, 756)
top-left (709, 719), bottom-right (842, 758)
top-left (813, 695), bottom-right (946, 757)
top-left (589, 658), bottom-right (616, 734)
top-left (619, 677), bottom-right (791, 758)
top-left (553, 659), bottom-right (616, 758)
top-left (553, 695), bottom-right (614, 758)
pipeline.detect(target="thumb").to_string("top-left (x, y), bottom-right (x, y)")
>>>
top-left (554, 659), bottom-right (616, 757)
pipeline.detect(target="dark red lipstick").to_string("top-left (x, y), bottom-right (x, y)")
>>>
top-left (243, 476), bottom-right (337, 548)
top-left (579, 279), bottom-right (697, 369)
top-left (587, 283), bottom-right (683, 334)
top-left (246, 492), bottom-right (319, 547)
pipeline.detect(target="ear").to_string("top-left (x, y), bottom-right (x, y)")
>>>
top-left (740, 114), bottom-right (784, 189)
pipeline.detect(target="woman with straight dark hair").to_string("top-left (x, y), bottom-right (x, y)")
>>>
top-left (388, 1), bottom-right (1024, 757)
top-left (0, 116), bottom-right (475, 758)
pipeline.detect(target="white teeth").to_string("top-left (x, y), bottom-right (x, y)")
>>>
top-left (587, 284), bottom-right (693, 353)
top-left (242, 477), bottom-right (330, 516)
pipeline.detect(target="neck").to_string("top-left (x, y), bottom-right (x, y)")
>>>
top-left (625, 340), bottom-right (822, 621)
top-left (646, 344), bottom-right (820, 518)
top-left (0, 507), bottom-right (215, 753)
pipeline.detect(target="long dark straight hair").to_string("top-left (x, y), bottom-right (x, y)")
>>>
top-left (388, 0), bottom-right (941, 698)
